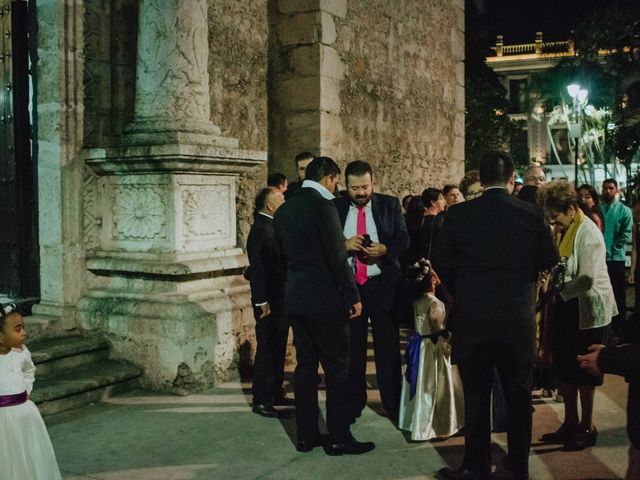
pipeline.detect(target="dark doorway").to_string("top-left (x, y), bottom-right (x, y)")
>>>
top-left (0, 0), bottom-right (39, 298)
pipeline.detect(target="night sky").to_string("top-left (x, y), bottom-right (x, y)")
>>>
top-left (467, 0), bottom-right (602, 49)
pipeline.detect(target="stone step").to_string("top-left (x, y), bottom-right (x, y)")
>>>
top-left (30, 336), bottom-right (110, 375)
top-left (31, 359), bottom-right (142, 416)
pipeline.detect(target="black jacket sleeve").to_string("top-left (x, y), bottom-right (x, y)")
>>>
top-left (318, 200), bottom-right (360, 308)
top-left (384, 197), bottom-right (410, 263)
top-left (598, 343), bottom-right (640, 383)
top-left (246, 225), bottom-right (270, 305)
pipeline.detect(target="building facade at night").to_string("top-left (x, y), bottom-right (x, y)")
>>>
top-left (485, 32), bottom-right (575, 167)
top-left (0, 0), bottom-right (465, 394)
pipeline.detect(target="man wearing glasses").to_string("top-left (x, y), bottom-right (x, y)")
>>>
top-left (523, 165), bottom-right (546, 188)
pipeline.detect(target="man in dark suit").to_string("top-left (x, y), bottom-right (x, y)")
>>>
top-left (246, 187), bottom-right (293, 418)
top-left (334, 160), bottom-right (409, 422)
top-left (433, 151), bottom-right (558, 480)
top-left (273, 156), bottom-right (375, 455)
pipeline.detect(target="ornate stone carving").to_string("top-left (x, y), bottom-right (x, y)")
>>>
top-left (134, 0), bottom-right (211, 125)
top-left (182, 185), bottom-right (231, 238)
top-left (112, 185), bottom-right (168, 240)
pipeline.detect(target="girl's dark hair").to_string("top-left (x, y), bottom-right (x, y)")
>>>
top-left (0, 303), bottom-right (19, 330)
top-left (405, 196), bottom-right (426, 232)
top-left (406, 258), bottom-right (435, 299)
top-left (421, 187), bottom-right (443, 208)
top-left (577, 184), bottom-right (600, 206)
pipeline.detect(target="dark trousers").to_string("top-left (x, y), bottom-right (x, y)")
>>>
top-left (458, 343), bottom-right (534, 479)
top-left (251, 306), bottom-right (290, 405)
top-left (349, 276), bottom-right (402, 420)
top-left (607, 261), bottom-right (627, 335)
top-left (290, 311), bottom-right (351, 442)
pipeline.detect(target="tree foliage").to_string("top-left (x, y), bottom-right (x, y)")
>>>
top-left (465, 49), bottom-right (529, 171)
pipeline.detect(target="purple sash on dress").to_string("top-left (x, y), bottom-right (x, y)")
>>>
top-left (0, 391), bottom-right (27, 407)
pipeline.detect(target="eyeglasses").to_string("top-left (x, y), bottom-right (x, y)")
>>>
top-left (526, 175), bottom-right (546, 182)
top-left (466, 192), bottom-right (482, 199)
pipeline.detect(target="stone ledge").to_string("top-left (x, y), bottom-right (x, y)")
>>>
top-left (85, 145), bottom-right (266, 176)
top-left (86, 252), bottom-right (248, 277)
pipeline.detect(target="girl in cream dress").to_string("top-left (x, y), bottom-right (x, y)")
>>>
top-left (399, 260), bottom-right (464, 440)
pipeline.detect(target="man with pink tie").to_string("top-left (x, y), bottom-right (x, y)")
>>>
top-left (334, 160), bottom-right (410, 423)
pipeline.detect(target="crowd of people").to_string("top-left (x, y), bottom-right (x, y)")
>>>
top-left (3, 149), bottom-right (639, 479)
top-left (245, 150), bottom-right (640, 479)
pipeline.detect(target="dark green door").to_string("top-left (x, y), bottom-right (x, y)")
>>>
top-left (0, 0), bottom-right (38, 298)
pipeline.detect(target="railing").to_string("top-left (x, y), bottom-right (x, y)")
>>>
top-left (490, 35), bottom-right (575, 58)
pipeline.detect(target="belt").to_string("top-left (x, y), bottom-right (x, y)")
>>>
top-left (0, 391), bottom-right (28, 407)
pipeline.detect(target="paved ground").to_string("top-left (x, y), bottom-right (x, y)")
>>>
top-left (46, 340), bottom-right (632, 480)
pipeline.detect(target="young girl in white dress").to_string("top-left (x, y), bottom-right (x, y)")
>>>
top-left (0, 303), bottom-right (62, 480)
top-left (399, 260), bottom-right (464, 441)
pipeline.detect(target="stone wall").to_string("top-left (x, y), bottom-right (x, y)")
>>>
top-left (335, 0), bottom-right (465, 196)
top-left (268, 0), bottom-right (465, 196)
top-left (208, 0), bottom-right (269, 248)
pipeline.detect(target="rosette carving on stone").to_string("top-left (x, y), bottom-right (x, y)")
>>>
top-left (183, 186), bottom-right (230, 238)
top-left (112, 186), bottom-right (167, 240)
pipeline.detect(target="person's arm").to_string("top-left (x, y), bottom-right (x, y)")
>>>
top-left (431, 213), bottom-right (456, 293)
top-left (380, 198), bottom-right (409, 261)
top-left (536, 215), bottom-right (560, 274)
top-left (613, 206), bottom-right (633, 253)
top-left (318, 201), bottom-right (361, 315)
top-left (579, 343), bottom-right (640, 383)
top-left (22, 346), bottom-right (36, 395)
top-left (246, 226), bottom-right (271, 315)
top-left (629, 225), bottom-right (637, 284)
top-left (560, 226), bottom-right (599, 300)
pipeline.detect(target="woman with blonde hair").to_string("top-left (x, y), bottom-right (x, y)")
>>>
top-left (537, 180), bottom-right (616, 451)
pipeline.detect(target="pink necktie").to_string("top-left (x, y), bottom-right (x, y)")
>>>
top-left (355, 206), bottom-right (368, 285)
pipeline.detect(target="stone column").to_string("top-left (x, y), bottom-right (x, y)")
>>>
top-left (81, 0), bottom-right (265, 391)
top-left (30, 0), bottom-right (86, 339)
top-left (268, 0), bottom-right (347, 177)
top-left (126, 0), bottom-right (224, 143)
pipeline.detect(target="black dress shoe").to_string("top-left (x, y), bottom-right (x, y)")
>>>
top-left (540, 423), bottom-right (577, 443)
top-left (437, 466), bottom-right (490, 480)
top-left (323, 434), bottom-right (375, 456)
top-left (274, 395), bottom-right (295, 406)
top-left (296, 435), bottom-right (327, 453)
top-left (494, 456), bottom-right (529, 480)
top-left (252, 404), bottom-right (279, 418)
top-left (563, 426), bottom-right (597, 451)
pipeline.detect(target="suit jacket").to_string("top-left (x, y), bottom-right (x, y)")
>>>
top-left (245, 214), bottom-right (286, 309)
top-left (432, 188), bottom-right (558, 364)
top-left (273, 187), bottom-right (360, 316)
top-left (599, 343), bottom-right (640, 449)
top-left (334, 193), bottom-right (409, 311)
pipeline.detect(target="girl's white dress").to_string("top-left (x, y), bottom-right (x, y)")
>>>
top-left (0, 346), bottom-right (62, 480)
top-left (399, 293), bottom-right (465, 440)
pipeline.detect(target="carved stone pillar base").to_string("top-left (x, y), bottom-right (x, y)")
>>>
top-left (83, 145), bottom-right (265, 390)
top-left (77, 253), bottom-right (255, 390)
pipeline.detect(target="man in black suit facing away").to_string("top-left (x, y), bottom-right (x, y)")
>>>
top-left (246, 187), bottom-right (293, 418)
top-left (273, 156), bottom-right (375, 455)
top-left (334, 160), bottom-right (409, 422)
top-left (433, 151), bottom-right (558, 480)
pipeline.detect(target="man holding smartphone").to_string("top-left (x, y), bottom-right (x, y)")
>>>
top-left (334, 160), bottom-right (409, 423)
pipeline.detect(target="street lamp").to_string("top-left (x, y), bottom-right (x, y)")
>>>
top-left (567, 84), bottom-right (588, 188)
